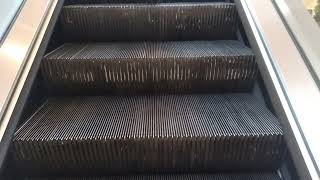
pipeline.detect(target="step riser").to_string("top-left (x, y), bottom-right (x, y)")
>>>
top-left (60, 3), bottom-right (238, 41)
top-left (41, 41), bottom-right (256, 94)
top-left (15, 136), bottom-right (284, 174)
top-left (14, 95), bottom-right (285, 175)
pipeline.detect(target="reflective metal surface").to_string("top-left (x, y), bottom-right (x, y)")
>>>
top-left (235, 0), bottom-right (320, 179)
top-left (0, 0), bottom-right (58, 146)
top-left (0, 0), bottom-right (24, 42)
top-left (274, 0), bottom-right (320, 89)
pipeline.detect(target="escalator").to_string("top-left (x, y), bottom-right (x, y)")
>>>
top-left (1, 0), bottom-right (300, 179)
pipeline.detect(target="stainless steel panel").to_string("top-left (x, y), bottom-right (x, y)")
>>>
top-left (0, 0), bottom-right (58, 148)
top-left (274, 0), bottom-right (320, 88)
top-left (235, 0), bottom-right (320, 179)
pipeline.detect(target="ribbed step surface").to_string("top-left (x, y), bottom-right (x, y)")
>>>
top-left (42, 41), bottom-right (256, 94)
top-left (25, 172), bottom-right (281, 180)
top-left (65, 0), bottom-right (226, 4)
top-left (60, 3), bottom-right (238, 41)
top-left (14, 94), bottom-right (284, 175)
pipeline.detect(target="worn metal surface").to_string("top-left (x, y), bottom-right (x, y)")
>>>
top-left (14, 94), bottom-right (284, 174)
top-left (41, 41), bottom-right (256, 94)
top-left (60, 3), bottom-right (238, 41)
top-left (25, 172), bottom-right (281, 180)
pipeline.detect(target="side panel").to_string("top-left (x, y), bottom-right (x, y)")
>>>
top-left (235, 0), bottom-right (320, 180)
top-left (0, 0), bottom-right (64, 172)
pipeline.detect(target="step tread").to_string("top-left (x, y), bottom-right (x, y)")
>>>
top-left (41, 41), bottom-right (256, 94)
top-left (44, 41), bottom-right (253, 60)
top-left (15, 94), bottom-right (282, 139)
top-left (25, 172), bottom-right (281, 180)
top-left (65, 0), bottom-right (226, 4)
top-left (14, 94), bottom-right (284, 174)
top-left (60, 3), bottom-right (238, 41)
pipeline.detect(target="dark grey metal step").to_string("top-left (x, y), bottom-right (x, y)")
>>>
top-left (60, 3), bottom-right (238, 41)
top-left (65, 0), bottom-right (226, 5)
top-left (41, 41), bottom-right (256, 94)
top-left (25, 172), bottom-right (281, 180)
top-left (14, 94), bottom-right (284, 175)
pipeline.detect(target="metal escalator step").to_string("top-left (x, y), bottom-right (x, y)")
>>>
top-left (25, 172), bottom-right (282, 180)
top-left (14, 94), bottom-right (284, 175)
top-left (41, 41), bottom-right (256, 94)
top-left (60, 3), bottom-right (238, 41)
top-left (65, 0), bottom-right (226, 4)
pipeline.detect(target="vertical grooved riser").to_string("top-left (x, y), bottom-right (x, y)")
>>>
top-left (25, 172), bottom-right (282, 180)
top-left (41, 41), bottom-right (257, 94)
top-left (14, 94), bottom-right (285, 175)
top-left (60, 3), bottom-right (238, 41)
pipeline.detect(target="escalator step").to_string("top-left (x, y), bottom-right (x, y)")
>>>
top-left (65, 0), bottom-right (226, 4)
top-left (25, 172), bottom-right (281, 180)
top-left (41, 41), bottom-right (256, 94)
top-left (60, 3), bottom-right (238, 41)
top-left (14, 94), bottom-right (284, 175)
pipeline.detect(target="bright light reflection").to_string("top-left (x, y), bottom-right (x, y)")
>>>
top-left (0, 42), bottom-right (26, 62)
